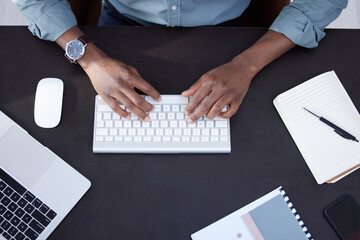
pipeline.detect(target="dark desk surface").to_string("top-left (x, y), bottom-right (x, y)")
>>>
top-left (0, 26), bottom-right (359, 240)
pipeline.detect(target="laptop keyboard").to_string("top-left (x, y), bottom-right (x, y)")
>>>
top-left (93, 95), bottom-right (231, 153)
top-left (0, 168), bottom-right (57, 240)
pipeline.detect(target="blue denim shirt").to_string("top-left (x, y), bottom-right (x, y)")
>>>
top-left (12, 0), bottom-right (347, 48)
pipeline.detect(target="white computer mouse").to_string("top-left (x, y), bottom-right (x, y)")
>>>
top-left (34, 78), bottom-right (64, 128)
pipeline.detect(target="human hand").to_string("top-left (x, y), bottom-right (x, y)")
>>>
top-left (80, 46), bottom-right (161, 122)
top-left (182, 57), bottom-right (256, 124)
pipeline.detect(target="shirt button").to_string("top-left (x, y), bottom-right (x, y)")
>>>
top-left (171, 5), bottom-right (177, 11)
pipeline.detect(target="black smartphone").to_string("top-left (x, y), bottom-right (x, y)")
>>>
top-left (324, 195), bottom-right (360, 240)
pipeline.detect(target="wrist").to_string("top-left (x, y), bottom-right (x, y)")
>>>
top-left (231, 51), bottom-right (260, 78)
top-left (77, 43), bottom-right (108, 70)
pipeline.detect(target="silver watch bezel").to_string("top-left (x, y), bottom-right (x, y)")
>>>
top-left (65, 39), bottom-right (86, 62)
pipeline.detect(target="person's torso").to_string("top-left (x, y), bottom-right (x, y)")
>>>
top-left (108, 0), bottom-right (251, 26)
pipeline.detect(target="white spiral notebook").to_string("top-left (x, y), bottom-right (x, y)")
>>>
top-left (191, 187), bottom-right (312, 240)
top-left (273, 71), bottom-right (360, 184)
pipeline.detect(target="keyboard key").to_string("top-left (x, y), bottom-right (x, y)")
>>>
top-left (0, 169), bottom-right (26, 195)
top-left (95, 136), bottom-right (104, 142)
top-left (10, 193), bottom-right (20, 202)
top-left (201, 137), bottom-right (209, 142)
top-left (17, 199), bottom-right (27, 208)
top-left (32, 199), bottom-right (42, 208)
top-left (0, 226), bottom-right (2, 234)
top-left (167, 113), bottom-right (175, 120)
top-left (105, 121), bottom-right (113, 128)
top-left (172, 105), bottom-right (179, 112)
top-left (176, 113), bottom-right (184, 120)
top-left (8, 226), bottom-right (18, 236)
top-left (21, 214), bottom-right (31, 224)
top-left (215, 121), bottom-right (228, 128)
top-left (15, 209), bottom-right (25, 218)
top-left (114, 136), bottom-right (123, 142)
top-left (1, 197), bottom-right (11, 206)
top-left (103, 112), bottom-right (111, 119)
top-left (151, 121), bottom-right (159, 128)
top-left (0, 192), bottom-right (4, 201)
top-left (191, 137), bottom-right (200, 142)
top-left (96, 121), bottom-right (104, 128)
top-left (24, 228), bottom-right (39, 240)
top-left (182, 137), bottom-right (190, 142)
top-left (1, 220), bottom-right (10, 230)
top-left (24, 204), bottom-right (35, 214)
top-left (46, 210), bottom-right (56, 220)
top-left (23, 192), bottom-right (35, 203)
top-left (211, 136), bottom-right (219, 141)
top-left (220, 129), bottom-right (228, 136)
top-left (10, 216), bottom-right (20, 227)
top-left (163, 105), bottom-right (170, 112)
top-left (98, 104), bottom-right (112, 112)
top-left (0, 181), bottom-right (7, 191)
top-left (8, 202), bottom-right (18, 212)
top-left (96, 128), bottom-right (108, 136)
top-left (2, 232), bottom-right (11, 240)
top-left (206, 121), bottom-right (214, 128)
top-left (0, 205), bottom-right (7, 214)
top-left (211, 129), bottom-right (219, 136)
top-left (221, 137), bottom-right (228, 141)
top-left (29, 220), bottom-right (44, 234)
top-left (39, 205), bottom-right (49, 215)
top-left (197, 121), bottom-right (205, 128)
top-left (17, 222), bottom-right (28, 232)
top-left (15, 232), bottom-right (26, 240)
top-left (3, 211), bottom-right (13, 221)
top-left (105, 136), bottom-right (113, 142)
top-left (3, 187), bottom-right (14, 197)
top-left (32, 210), bottom-right (50, 227)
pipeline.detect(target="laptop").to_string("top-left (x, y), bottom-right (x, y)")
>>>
top-left (0, 111), bottom-right (91, 240)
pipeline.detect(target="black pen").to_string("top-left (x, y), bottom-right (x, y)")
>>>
top-left (303, 108), bottom-right (359, 143)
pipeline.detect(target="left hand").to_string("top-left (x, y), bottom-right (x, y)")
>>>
top-left (182, 56), bottom-right (256, 124)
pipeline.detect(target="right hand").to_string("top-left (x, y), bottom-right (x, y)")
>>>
top-left (80, 45), bottom-right (161, 122)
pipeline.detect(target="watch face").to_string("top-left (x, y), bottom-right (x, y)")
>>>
top-left (66, 40), bottom-right (85, 60)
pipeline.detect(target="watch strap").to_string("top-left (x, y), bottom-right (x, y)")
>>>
top-left (77, 34), bottom-right (93, 46)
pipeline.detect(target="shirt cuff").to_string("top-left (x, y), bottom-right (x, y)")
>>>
top-left (28, 1), bottom-right (77, 41)
top-left (269, 6), bottom-right (326, 48)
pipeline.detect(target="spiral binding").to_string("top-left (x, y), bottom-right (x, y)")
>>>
top-left (279, 187), bottom-right (314, 240)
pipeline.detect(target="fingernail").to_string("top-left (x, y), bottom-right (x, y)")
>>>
top-left (184, 111), bottom-right (189, 115)
top-left (126, 115), bottom-right (131, 120)
top-left (144, 116), bottom-right (150, 122)
top-left (187, 118), bottom-right (194, 125)
top-left (156, 96), bottom-right (162, 102)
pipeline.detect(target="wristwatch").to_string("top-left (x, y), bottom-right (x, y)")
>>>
top-left (64, 35), bottom-right (93, 64)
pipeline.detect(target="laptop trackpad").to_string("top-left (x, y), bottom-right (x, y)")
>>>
top-left (0, 126), bottom-right (55, 187)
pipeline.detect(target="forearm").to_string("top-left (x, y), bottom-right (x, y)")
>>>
top-left (232, 30), bottom-right (295, 77)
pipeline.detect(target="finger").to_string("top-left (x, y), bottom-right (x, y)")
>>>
top-left (123, 86), bottom-right (154, 112)
top-left (206, 95), bottom-right (230, 119)
top-left (218, 100), bottom-right (242, 119)
top-left (131, 72), bottom-right (162, 102)
top-left (115, 91), bottom-right (151, 122)
top-left (186, 91), bottom-right (222, 124)
top-left (101, 94), bottom-right (131, 119)
top-left (184, 81), bottom-right (213, 117)
top-left (181, 73), bottom-right (209, 97)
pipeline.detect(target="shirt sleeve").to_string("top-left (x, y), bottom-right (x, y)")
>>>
top-left (269, 0), bottom-right (348, 48)
top-left (12, 0), bottom-right (77, 41)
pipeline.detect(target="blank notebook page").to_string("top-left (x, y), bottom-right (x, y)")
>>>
top-left (274, 71), bottom-right (360, 184)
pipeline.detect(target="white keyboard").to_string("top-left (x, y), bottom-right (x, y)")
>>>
top-left (93, 95), bottom-right (231, 153)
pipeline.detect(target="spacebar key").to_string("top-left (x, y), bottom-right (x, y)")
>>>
top-left (0, 168), bottom-right (26, 195)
